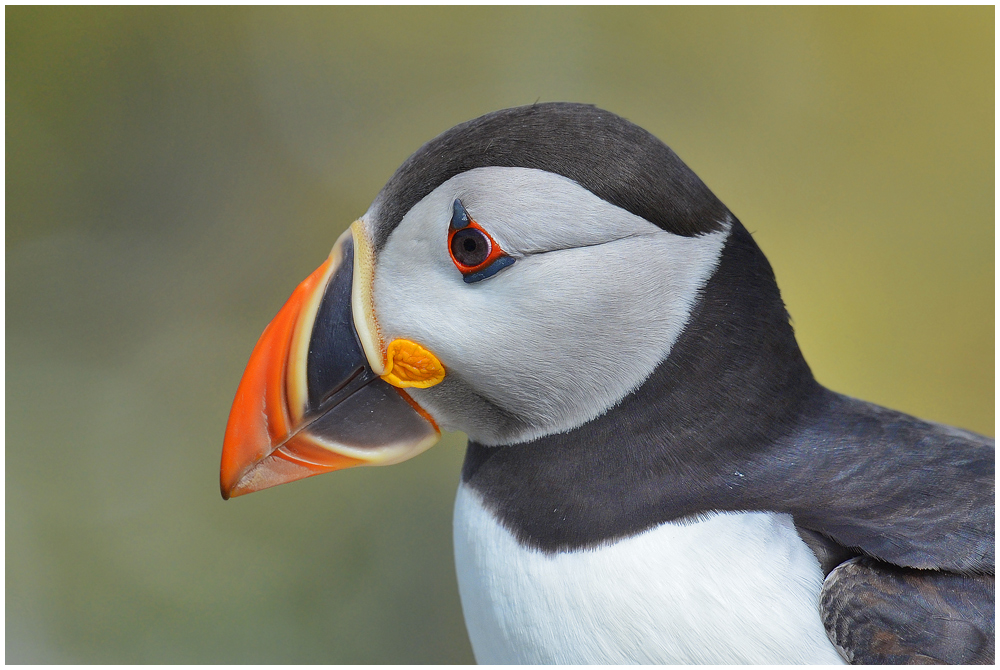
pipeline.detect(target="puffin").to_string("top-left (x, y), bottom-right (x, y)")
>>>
top-left (220, 103), bottom-right (994, 664)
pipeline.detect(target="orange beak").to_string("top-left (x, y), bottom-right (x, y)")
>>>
top-left (220, 228), bottom-right (440, 499)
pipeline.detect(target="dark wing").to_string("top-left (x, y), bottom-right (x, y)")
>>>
top-left (820, 557), bottom-right (994, 664)
top-left (785, 397), bottom-right (995, 575)
top-left (779, 394), bottom-right (995, 663)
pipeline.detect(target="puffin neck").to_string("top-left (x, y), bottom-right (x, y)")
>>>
top-left (461, 220), bottom-right (825, 553)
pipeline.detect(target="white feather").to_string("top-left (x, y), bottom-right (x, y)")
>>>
top-left (453, 484), bottom-right (846, 664)
top-left (370, 167), bottom-right (729, 445)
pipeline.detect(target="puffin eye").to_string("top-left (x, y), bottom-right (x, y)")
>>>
top-left (447, 199), bottom-right (516, 284)
top-left (451, 228), bottom-right (491, 267)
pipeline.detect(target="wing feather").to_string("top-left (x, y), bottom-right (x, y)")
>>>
top-left (820, 557), bottom-right (994, 664)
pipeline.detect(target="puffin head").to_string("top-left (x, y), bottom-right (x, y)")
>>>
top-left (220, 102), bottom-right (742, 499)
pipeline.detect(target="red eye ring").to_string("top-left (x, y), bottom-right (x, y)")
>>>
top-left (448, 218), bottom-right (508, 274)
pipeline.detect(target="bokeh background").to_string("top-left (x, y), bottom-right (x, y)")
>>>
top-left (7, 7), bottom-right (994, 663)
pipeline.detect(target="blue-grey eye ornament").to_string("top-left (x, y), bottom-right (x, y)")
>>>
top-left (448, 199), bottom-right (516, 283)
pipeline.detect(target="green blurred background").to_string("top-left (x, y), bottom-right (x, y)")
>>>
top-left (7, 7), bottom-right (993, 663)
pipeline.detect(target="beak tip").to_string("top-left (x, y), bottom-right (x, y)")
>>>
top-left (220, 473), bottom-right (234, 500)
top-left (220, 466), bottom-right (253, 500)
top-left (221, 478), bottom-right (253, 500)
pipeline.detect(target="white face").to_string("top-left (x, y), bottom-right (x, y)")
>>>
top-left (368, 167), bottom-right (730, 446)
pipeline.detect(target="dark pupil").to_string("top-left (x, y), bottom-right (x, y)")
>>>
top-left (451, 228), bottom-right (490, 267)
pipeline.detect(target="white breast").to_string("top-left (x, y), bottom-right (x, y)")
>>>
top-left (453, 484), bottom-right (846, 664)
